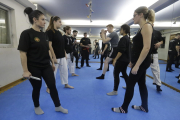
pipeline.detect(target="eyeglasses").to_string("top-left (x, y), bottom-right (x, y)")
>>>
top-left (133, 14), bottom-right (138, 18)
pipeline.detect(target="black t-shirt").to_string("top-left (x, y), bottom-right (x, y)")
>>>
top-left (152, 30), bottom-right (164, 54)
top-left (46, 29), bottom-right (65, 58)
top-left (63, 35), bottom-right (73, 53)
top-left (80, 37), bottom-right (91, 50)
top-left (117, 35), bottom-right (131, 62)
top-left (18, 28), bottom-right (50, 67)
top-left (71, 36), bottom-right (76, 51)
top-left (169, 38), bottom-right (180, 53)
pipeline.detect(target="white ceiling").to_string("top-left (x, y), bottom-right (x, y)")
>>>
top-left (29, 0), bottom-right (180, 37)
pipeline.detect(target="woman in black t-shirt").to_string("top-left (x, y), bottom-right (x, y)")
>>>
top-left (112, 6), bottom-right (155, 113)
top-left (18, 7), bottom-right (68, 115)
top-left (46, 16), bottom-right (74, 92)
top-left (107, 24), bottom-right (131, 96)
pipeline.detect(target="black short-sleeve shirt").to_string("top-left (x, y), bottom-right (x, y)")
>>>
top-left (63, 35), bottom-right (73, 53)
top-left (46, 29), bottom-right (65, 58)
top-left (169, 38), bottom-right (180, 53)
top-left (152, 30), bottom-right (164, 54)
top-left (117, 35), bottom-right (131, 62)
top-left (80, 37), bottom-right (91, 50)
top-left (18, 28), bottom-right (50, 67)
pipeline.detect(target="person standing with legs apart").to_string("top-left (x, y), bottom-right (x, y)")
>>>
top-left (18, 7), bottom-right (68, 115)
top-left (97, 32), bottom-right (110, 70)
top-left (96, 24), bottom-right (119, 79)
top-left (107, 24), bottom-right (131, 96)
top-left (112, 6), bottom-right (155, 113)
top-left (46, 16), bottom-right (74, 93)
top-left (71, 30), bottom-right (81, 69)
top-left (150, 29), bottom-right (164, 91)
top-left (63, 26), bottom-right (78, 76)
top-left (80, 33), bottom-right (91, 67)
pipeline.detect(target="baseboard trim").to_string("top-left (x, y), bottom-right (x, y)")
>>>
top-left (0, 78), bottom-right (27, 94)
top-left (146, 74), bottom-right (180, 93)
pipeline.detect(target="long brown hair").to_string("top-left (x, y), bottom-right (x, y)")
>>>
top-left (46, 16), bottom-right (60, 33)
top-left (135, 6), bottom-right (155, 24)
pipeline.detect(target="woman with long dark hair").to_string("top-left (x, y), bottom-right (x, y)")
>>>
top-left (18, 7), bottom-right (68, 115)
top-left (112, 6), bottom-right (155, 113)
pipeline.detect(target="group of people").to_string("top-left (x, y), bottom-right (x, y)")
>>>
top-left (18, 5), bottom-right (164, 115)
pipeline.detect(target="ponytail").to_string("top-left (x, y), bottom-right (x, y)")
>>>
top-left (46, 16), bottom-right (60, 33)
top-left (135, 6), bottom-right (155, 24)
top-left (147, 9), bottom-right (155, 24)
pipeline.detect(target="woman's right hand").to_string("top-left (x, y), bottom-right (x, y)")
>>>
top-left (22, 71), bottom-right (32, 79)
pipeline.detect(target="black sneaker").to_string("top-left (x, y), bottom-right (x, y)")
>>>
top-left (156, 85), bottom-right (162, 92)
top-left (96, 75), bottom-right (104, 79)
top-left (97, 68), bottom-right (102, 70)
top-left (175, 76), bottom-right (179, 79)
top-left (178, 80), bottom-right (180, 83)
top-left (87, 65), bottom-right (91, 67)
top-left (166, 70), bottom-right (172, 72)
top-left (170, 69), bottom-right (174, 71)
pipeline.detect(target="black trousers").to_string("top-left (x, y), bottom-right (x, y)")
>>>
top-left (73, 51), bottom-right (79, 67)
top-left (94, 49), bottom-right (99, 58)
top-left (99, 53), bottom-right (109, 70)
top-left (28, 65), bottom-right (61, 107)
top-left (121, 58), bottom-right (151, 112)
top-left (81, 50), bottom-right (89, 66)
top-left (175, 55), bottom-right (180, 68)
top-left (166, 51), bottom-right (176, 70)
top-left (113, 61), bottom-right (129, 91)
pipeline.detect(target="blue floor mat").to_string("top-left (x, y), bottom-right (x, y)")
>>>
top-left (0, 63), bottom-right (179, 120)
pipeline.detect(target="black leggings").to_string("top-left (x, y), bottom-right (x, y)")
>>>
top-left (28, 65), bottom-right (61, 107)
top-left (99, 53), bottom-right (109, 70)
top-left (73, 51), bottom-right (79, 67)
top-left (121, 63), bottom-right (150, 112)
top-left (113, 61), bottom-right (129, 91)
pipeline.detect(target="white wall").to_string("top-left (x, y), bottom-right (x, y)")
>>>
top-left (0, 0), bottom-right (51, 88)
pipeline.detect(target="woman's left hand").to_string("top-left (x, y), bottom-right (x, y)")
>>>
top-left (131, 65), bottom-right (139, 75)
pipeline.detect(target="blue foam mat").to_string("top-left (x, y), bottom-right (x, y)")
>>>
top-left (0, 63), bottom-right (179, 120)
